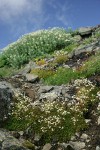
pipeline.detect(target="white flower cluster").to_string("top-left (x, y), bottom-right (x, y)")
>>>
top-left (97, 102), bottom-right (100, 109)
top-left (54, 50), bottom-right (68, 57)
top-left (97, 91), bottom-right (100, 99)
top-left (97, 91), bottom-right (100, 114)
top-left (12, 91), bottom-right (34, 121)
top-left (12, 94), bottom-right (74, 134)
top-left (74, 78), bottom-right (95, 89)
top-left (70, 79), bottom-right (96, 113)
top-left (39, 101), bottom-right (69, 133)
top-left (2, 28), bottom-right (73, 68)
top-left (11, 78), bottom-right (98, 139)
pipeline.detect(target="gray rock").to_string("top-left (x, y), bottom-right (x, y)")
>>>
top-left (61, 88), bottom-right (68, 95)
top-left (64, 93), bottom-right (71, 99)
top-left (19, 61), bottom-right (38, 75)
top-left (65, 145), bottom-right (75, 150)
top-left (40, 92), bottom-right (58, 101)
top-left (71, 136), bottom-right (76, 141)
top-left (59, 143), bottom-right (74, 150)
top-left (96, 146), bottom-right (100, 150)
top-left (28, 61), bottom-right (39, 70)
top-left (75, 133), bottom-right (80, 137)
top-left (0, 82), bottom-right (14, 124)
top-left (34, 134), bottom-right (45, 146)
top-left (68, 41), bottom-right (99, 59)
top-left (85, 119), bottom-right (91, 124)
top-left (34, 134), bottom-right (41, 143)
top-left (0, 129), bottom-right (28, 150)
top-left (0, 130), bottom-right (6, 141)
top-left (97, 116), bottom-right (100, 125)
top-left (23, 127), bottom-right (34, 140)
top-left (69, 141), bottom-right (85, 150)
top-left (63, 65), bottom-right (70, 69)
top-left (38, 86), bottom-right (54, 93)
top-left (80, 134), bottom-right (89, 140)
top-left (18, 131), bottom-right (24, 136)
top-left (78, 27), bottom-right (93, 36)
top-left (68, 51), bottom-right (75, 59)
top-left (10, 131), bottom-right (20, 139)
top-left (2, 137), bottom-right (22, 149)
top-left (74, 43), bottom-right (96, 56)
top-left (73, 35), bottom-right (82, 42)
top-left (42, 143), bottom-right (52, 150)
top-left (25, 73), bottom-right (39, 83)
top-left (68, 41), bottom-right (98, 58)
top-left (19, 65), bottom-right (31, 75)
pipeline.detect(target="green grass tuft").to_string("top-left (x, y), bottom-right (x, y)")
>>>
top-left (44, 67), bottom-right (81, 85)
top-left (81, 52), bottom-right (100, 77)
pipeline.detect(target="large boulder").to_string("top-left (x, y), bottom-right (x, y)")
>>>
top-left (38, 86), bottom-right (54, 93)
top-left (78, 27), bottom-right (93, 36)
top-left (42, 143), bottom-right (52, 150)
top-left (25, 73), bottom-right (39, 83)
top-left (0, 129), bottom-right (29, 150)
top-left (74, 42), bottom-right (97, 56)
top-left (39, 91), bottom-right (58, 101)
top-left (0, 81), bottom-right (14, 125)
top-left (69, 141), bottom-right (85, 150)
top-left (68, 41), bottom-right (99, 58)
top-left (18, 61), bottom-right (38, 75)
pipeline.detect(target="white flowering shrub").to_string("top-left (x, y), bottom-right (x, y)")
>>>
top-left (97, 91), bottom-right (100, 100)
top-left (35, 101), bottom-right (85, 140)
top-left (1, 28), bottom-right (73, 68)
top-left (10, 93), bottom-right (86, 141)
top-left (71, 79), bottom-right (99, 113)
top-left (5, 88), bottom-right (83, 141)
top-left (97, 91), bottom-right (100, 114)
top-left (6, 78), bottom-right (99, 141)
top-left (81, 52), bottom-right (100, 77)
top-left (52, 50), bottom-right (68, 65)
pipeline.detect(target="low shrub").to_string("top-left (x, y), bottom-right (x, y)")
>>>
top-left (0, 28), bottom-right (73, 68)
top-left (0, 67), bottom-right (16, 77)
top-left (97, 91), bottom-right (100, 114)
top-left (94, 32), bottom-right (100, 39)
top-left (6, 91), bottom-right (86, 141)
top-left (63, 43), bottom-right (78, 53)
top-left (82, 37), bottom-right (93, 45)
top-left (44, 67), bottom-right (80, 85)
top-left (6, 79), bottom-right (99, 142)
top-left (36, 59), bottom-right (46, 66)
top-left (53, 51), bottom-right (68, 65)
top-left (80, 52), bottom-right (100, 77)
top-left (73, 79), bottom-right (99, 112)
top-left (31, 68), bottom-right (55, 79)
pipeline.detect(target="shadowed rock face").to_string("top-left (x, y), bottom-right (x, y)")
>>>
top-left (0, 82), bottom-right (13, 125)
top-left (0, 129), bottom-right (29, 150)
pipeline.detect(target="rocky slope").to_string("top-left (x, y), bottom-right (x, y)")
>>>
top-left (0, 25), bottom-right (100, 150)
